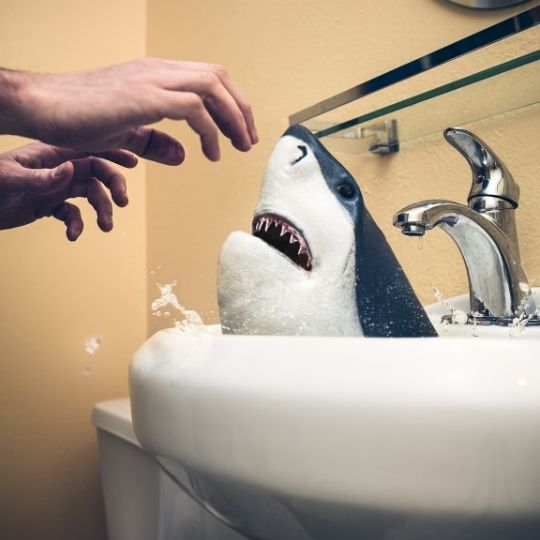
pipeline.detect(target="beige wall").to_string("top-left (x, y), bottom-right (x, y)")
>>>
top-left (0, 1), bottom-right (537, 539)
top-left (146, 0), bottom-right (538, 329)
top-left (0, 1), bottom-right (146, 539)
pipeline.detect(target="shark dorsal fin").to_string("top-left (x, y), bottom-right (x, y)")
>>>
top-left (356, 209), bottom-right (437, 337)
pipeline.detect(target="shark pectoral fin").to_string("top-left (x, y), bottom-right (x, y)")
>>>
top-left (356, 210), bottom-right (437, 338)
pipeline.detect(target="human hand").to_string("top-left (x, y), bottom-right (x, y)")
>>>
top-left (0, 143), bottom-right (137, 241)
top-left (3, 59), bottom-right (258, 164)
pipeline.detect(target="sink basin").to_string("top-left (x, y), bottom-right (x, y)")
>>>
top-left (130, 293), bottom-right (540, 540)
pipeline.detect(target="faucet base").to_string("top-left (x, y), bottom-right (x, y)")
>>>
top-left (441, 314), bottom-right (540, 327)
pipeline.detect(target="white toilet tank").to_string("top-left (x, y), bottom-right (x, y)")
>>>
top-left (92, 398), bottom-right (246, 540)
top-left (92, 399), bottom-right (161, 540)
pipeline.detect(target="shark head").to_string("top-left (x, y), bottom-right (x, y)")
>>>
top-left (218, 124), bottom-right (436, 337)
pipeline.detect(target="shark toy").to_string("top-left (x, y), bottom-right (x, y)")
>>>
top-left (218, 124), bottom-right (436, 338)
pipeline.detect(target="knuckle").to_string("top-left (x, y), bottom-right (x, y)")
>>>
top-left (209, 63), bottom-right (227, 79)
top-left (31, 170), bottom-right (50, 192)
top-left (200, 71), bottom-right (220, 90)
top-left (186, 93), bottom-right (205, 111)
top-left (205, 124), bottom-right (218, 136)
top-left (240, 101), bottom-right (253, 116)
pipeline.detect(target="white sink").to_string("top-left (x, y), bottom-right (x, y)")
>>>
top-left (130, 293), bottom-right (540, 540)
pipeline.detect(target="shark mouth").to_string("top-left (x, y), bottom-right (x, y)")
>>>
top-left (252, 213), bottom-right (313, 271)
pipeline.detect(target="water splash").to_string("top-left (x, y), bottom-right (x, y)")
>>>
top-left (84, 336), bottom-right (101, 354)
top-left (508, 309), bottom-right (538, 337)
top-left (452, 310), bottom-right (468, 326)
top-left (433, 287), bottom-right (468, 326)
top-left (471, 311), bottom-right (482, 338)
top-left (507, 295), bottom-right (539, 337)
top-left (151, 281), bottom-right (204, 333)
top-left (433, 287), bottom-right (540, 338)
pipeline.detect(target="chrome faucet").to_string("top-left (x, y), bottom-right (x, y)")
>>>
top-left (393, 127), bottom-right (536, 322)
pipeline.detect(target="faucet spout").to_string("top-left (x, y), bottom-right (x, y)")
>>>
top-left (393, 201), bottom-right (534, 318)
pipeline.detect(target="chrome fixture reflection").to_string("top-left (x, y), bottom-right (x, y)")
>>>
top-left (446, 0), bottom-right (530, 9)
top-left (393, 127), bottom-right (536, 323)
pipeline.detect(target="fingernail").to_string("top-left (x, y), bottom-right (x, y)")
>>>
top-left (127, 154), bottom-right (138, 168)
top-left (99, 218), bottom-right (113, 232)
top-left (208, 146), bottom-right (220, 161)
top-left (53, 163), bottom-right (67, 178)
top-left (113, 190), bottom-right (128, 207)
top-left (67, 228), bottom-right (81, 241)
top-left (162, 141), bottom-right (184, 166)
top-left (234, 139), bottom-right (251, 153)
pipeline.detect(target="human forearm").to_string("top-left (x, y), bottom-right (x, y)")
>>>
top-left (0, 68), bottom-right (36, 138)
top-left (0, 59), bottom-right (258, 163)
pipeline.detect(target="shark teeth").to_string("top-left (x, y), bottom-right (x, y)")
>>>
top-left (252, 213), bottom-right (313, 271)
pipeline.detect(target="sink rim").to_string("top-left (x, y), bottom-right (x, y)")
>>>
top-left (130, 324), bottom-right (540, 517)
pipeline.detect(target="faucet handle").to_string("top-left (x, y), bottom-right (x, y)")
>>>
top-left (444, 127), bottom-right (520, 209)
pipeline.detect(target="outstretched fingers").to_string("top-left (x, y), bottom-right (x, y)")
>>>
top-left (91, 149), bottom-right (139, 169)
top-left (182, 93), bottom-right (221, 161)
top-left (86, 178), bottom-right (114, 232)
top-left (206, 67), bottom-right (258, 146)
top-left (53, 202), bottom-right (83, 241)
top-left (69, 157), bottom-right (130, 233)
top-left (159, 91), bottom-right (222, 161)
top-left (87, 157), bottom-right (129, 207)
top-left (119, 99), bottom-right (221, 162)
top-left (153, 60), bottom-right (258, 147)
top-left (161, 72), bottom-right (252, 152)
top-left (117, 127), bottom-right (186, 165)
top-left (0, 142), bottom-right (138, 238)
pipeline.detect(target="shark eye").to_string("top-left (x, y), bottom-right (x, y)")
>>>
top-left (291, 145), bottom-right (308, 165)
top-left (336, 181), bottom-right (356, 199)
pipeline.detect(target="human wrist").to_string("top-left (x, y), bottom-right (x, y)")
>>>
top-left (0, 68), bottom-right (38, 138)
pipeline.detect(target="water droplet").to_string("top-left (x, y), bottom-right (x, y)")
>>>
top-left (452, 309), bottom-right (468, 325)
top-left (84, 336), bottom-right (101, 355)
top-left (470, 311), bottom-right (483, 337)
top-left (508, 311), bottom-right (532, 337)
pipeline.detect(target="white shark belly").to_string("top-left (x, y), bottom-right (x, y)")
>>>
top-left (218, 232), bottom-right (362, 336)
